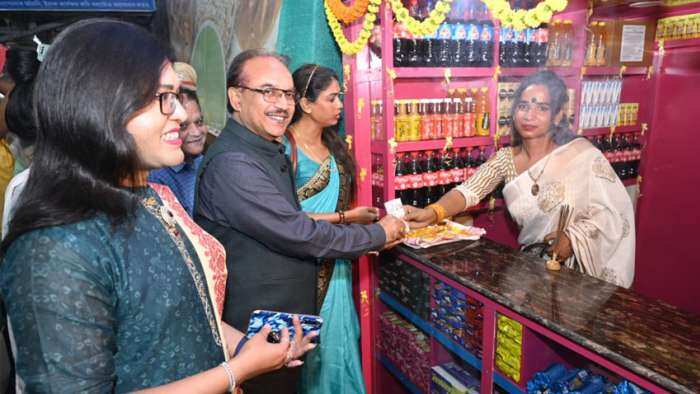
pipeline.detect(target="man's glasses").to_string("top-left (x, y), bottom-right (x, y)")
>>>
top-left (236, 85), bottom-right (297, 105)
top-left (155, 91), bottom-right (181, 116)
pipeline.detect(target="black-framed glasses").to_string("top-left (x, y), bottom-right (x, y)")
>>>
top-left (155, 91), bottom-right (181, 115)
top-left (236, 85), bottom-right (297, 105)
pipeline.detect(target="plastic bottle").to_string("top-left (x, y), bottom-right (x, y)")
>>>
top-left (532, 24), bottom-right (549, 66)
top-left (394, 100), bottom-right (409, 141)
top-left (454, 97), bottom-right (465, 138)
top-left (438, 22), bottom-right (453, 67)
top-left (499, 26), bottom-right (510, 66)
top-left (394, 153), bottom-right (409, 201)
top-left (422, 150), bottom-right (439, 205)
top-left (477, 87), bottom-right (491, 136)
top-left (431, 99), bottom-right (443, 139)
top-left (452, 21), bottom-right (468, 67)
top-left (438, 149), bottom-right (454, 198)
top-left (419, 100), bottom-right (433, 140)
top-left (465, 9), bottom-right (481, 66)
top-left (479, 18), bottom-right (494, 66)
top-left (408, 100), bottom-right (422, 141)
top-left (408, 151), bottom-right (425, 207)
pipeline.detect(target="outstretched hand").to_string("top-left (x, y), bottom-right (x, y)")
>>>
top-left (402, 205), bottom-right (436, 229)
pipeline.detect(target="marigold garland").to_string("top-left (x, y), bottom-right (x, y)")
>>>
top-left (325, 0), bottom-right (381, 55)
top-left (483, 0), bottom-right (567, 28)
top-left (388, 0), bottom-right (453, 37)
top-left (327, 0), bottom-right (370, 25)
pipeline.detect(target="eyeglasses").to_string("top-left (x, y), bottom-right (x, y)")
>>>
top-left (236, 85), bottom-right (297, 105)
top-left (155, 91), bottom-right (181, 116)
top-left (515, 101), bottom-right (551, 115)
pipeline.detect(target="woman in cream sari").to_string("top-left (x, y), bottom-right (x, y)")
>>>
top-left (404, 71), bottom-right (635, 288)
top-left (286, 64), bottom-right (378, 393)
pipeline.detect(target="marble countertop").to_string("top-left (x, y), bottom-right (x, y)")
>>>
top-left (394, 239), bottom-right (700, 393)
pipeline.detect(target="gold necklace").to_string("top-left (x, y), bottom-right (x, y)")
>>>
top-left (524, 143), bottom-right (554, 196)
top-left (289, 125), bottom-right (328, 163)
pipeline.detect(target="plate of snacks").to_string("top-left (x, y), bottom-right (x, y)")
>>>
top-left (403, 220), bottom-right (486, 249)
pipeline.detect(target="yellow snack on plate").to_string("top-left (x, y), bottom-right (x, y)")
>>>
top-left (404, 220), bottom-right (486, 249)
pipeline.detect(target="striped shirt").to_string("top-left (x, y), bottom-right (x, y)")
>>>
top-left (455, 148), bottom-right (517, 209)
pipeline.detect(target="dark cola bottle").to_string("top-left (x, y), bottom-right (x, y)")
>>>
top-left (422, 151), bottom-right (439, 206)
top-left (479, 15), bottom-right (494, 66)
top-left (408, 151), bottom-right (425, 207)
top-left (394, 153), bottom-right (409, 202)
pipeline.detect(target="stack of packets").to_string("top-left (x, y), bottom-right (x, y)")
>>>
top-left (379, 311), bottom-right (432, 392)
top-left (384, 198), bottom-right (485, 249)
top-left (431, 362), bottom-right (480, 394)
top-left (404, 220), bottom-right (486, 249)
top-left (379, 257), bottom-right (431, 320)
top-left (495, 315), bottom-right (523, 383)
top-left (527, 363), bottom-right (652, 394)
top-left (431, 281), bottom-right (484, 356)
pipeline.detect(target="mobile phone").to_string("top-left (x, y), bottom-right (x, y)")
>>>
top-left (245, 309), bottom-right (323, 344)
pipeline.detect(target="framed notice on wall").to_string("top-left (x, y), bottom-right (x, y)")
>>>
top-left (620, 25), bottom-right (647, 63)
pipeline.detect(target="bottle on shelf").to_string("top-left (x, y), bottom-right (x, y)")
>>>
top-left (499, 25), bottom-right (511, 66)
top-left (531, 24), bottom-right (549, 66)
top-left (423, 150), bottom-right (440, 205)
top-left (408, 151), bottom-right (425, 207)
top-left (547, 20), bottom-right (561, 66)
top-left (438, 22), bottom-right (453, 67)
top-left (407, 100), bottom-right (422, 141)
top-left (431, 99), bottom-right (444, 140)
top-left (561, 20), bottom-right (573, 67)
top-left (419, 100), bottom-right (434, 141)
top-left (477, 87), bottom-right (491, 136)
top-left (452, 21), bottom-right (467, 67)
top-left (454, 97), bottom-right (465, 138)
top-left (595, 22), bottom-right (608, 66)
top-left (479, 17), bottom-right (494, 66)
top-left (464, 90), bottom-right (476, 137)
top-left (512, 28), bottom-right (526, 67)
top-left (465, 14), bottom-right (481, 66)
top-left (585, 22), bottom-right (598, 66)
top-left (438, 149), bottom-right (454, 198)
top-left (393, 101), bottom-right (403, 141)
top-left (394, 153), bottom-right (410, 201)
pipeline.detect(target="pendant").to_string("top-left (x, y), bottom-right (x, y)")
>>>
top-left (531, 183), bottom-right (540, 196)
top-left (159, 205), bottom-right (177, 228)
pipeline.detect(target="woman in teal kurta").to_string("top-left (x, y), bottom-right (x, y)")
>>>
top-left (286, 64), bottom-right (379, 394)
top-left (0, 19), bottom-right (313, 393)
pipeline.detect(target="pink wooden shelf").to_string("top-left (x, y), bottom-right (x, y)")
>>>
top-left (582, 66), bottom-right (649, 76)
top-left (656, 37), bottom-right (700, 50)
top-left (500, 66), bottom-right (579, 77)
top-left (395, 136), bottom-right (494, 152)
top-left (581, 125), bottom-right (642, 137)
top-left (394, 67), bottom-right (495, 79)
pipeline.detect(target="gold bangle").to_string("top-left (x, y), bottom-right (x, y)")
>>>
top-left (426, 203), bottom-right (447, 224)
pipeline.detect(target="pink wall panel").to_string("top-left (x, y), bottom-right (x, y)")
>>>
top-left (634, 44), bottom-right (700, 315)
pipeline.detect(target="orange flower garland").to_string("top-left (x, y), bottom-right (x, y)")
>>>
top-left (327, 0), bottom-right (370, 25)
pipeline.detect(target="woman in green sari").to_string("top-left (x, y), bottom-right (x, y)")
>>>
top-left (285, 64), bottom-right (376, 394)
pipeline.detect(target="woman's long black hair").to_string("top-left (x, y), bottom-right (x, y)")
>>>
top-left (2, 19), bottom-right (173, 251)
top-left (509, 70), bottom-right (577, 146)
top-left (5, 46), bottom-right (40, 145)
top-left (290, 64), bottom-right (357, 199)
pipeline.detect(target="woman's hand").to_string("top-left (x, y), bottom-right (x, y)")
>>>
top-left (285, 315), bottom-right (318, 368)
top-left (345, 206), bottom-right (379, 225)
top-left (402, 205), bottom-right (436, 229)
top-left (544, 231), bottom-right (574, 261)
top-left (229, 325), bottom-right (291, 382)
